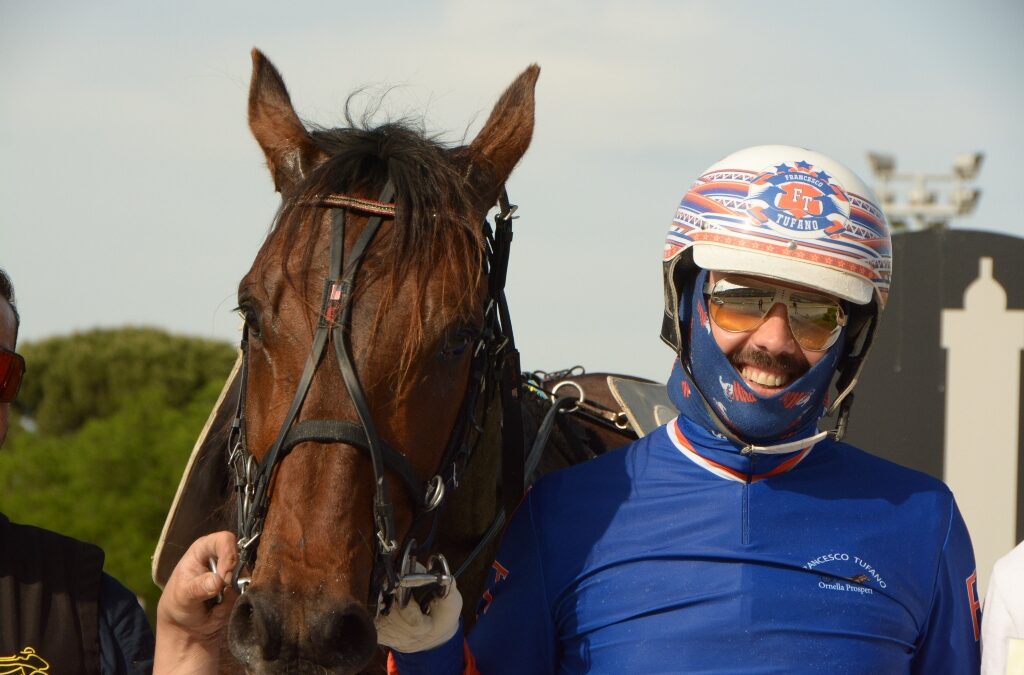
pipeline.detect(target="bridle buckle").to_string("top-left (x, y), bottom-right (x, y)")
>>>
top-left (395, 539), bottom-right (454, 609)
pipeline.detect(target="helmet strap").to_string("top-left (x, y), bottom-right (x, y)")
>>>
top-left (823, 303), bottom-right (879, 441)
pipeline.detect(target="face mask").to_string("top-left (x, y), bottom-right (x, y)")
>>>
top-left (667, 270), bottom-right (843, 445)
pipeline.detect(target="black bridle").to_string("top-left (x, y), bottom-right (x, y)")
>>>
top-left (227, 182), bottom-right (524, 612)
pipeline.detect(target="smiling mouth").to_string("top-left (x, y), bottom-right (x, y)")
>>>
top-left (740, 365), bottom-right (790, 389)
top-left (732, 348), bottom-right (808, 394)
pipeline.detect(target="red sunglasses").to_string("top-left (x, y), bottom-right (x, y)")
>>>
top-left (0, 347), bottom-right (25, 403)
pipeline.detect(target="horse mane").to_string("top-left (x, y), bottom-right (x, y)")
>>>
top-left (265, 121), bottom-right (487, 385)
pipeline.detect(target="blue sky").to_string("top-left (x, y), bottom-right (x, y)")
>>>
top-left (2, 0), bottom-right (1021, 380)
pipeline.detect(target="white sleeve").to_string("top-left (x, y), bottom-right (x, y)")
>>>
top-left (982, 546), bottom-right (1024, 675)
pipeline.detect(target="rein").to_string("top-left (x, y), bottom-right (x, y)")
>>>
top-left (227, 184), bottom-right (525, 613)
top-left (451, 372), bottom-right (634, 581)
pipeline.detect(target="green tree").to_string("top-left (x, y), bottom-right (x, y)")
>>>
top-left (0, 327), bottom-right (236, 623)
top-left (15, 327), bottom-right (237, 435)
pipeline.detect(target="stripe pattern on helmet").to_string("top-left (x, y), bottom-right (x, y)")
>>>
top-left (664, 160), bottom-right (891, 307)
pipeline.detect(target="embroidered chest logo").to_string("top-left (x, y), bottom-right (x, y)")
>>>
top-left (0, 647), bottom-right (51, 674)
top-left (804, 552), bottom-right (888, 596)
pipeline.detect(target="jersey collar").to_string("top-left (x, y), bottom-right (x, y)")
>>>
top-left (666, 416), bottom-right (821, 483)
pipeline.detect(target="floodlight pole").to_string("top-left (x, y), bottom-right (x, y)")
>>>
top-left (866, 152), bottom-right (983, 231)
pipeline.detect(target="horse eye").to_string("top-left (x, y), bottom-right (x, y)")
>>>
top-left (442, 327), bottom-right (478, 358)
top-left (236, 305), bottom-right (263, 338)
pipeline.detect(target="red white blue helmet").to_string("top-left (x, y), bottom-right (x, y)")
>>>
top-left (660, 146), bottom-right (893, 433)
top-left (661, 145), bottom-right (892, 351)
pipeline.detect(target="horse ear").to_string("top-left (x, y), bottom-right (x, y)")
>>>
top-left (468, 65), bottom-right (539, 194)
top-left (247, 49), bottom-right (325, 195)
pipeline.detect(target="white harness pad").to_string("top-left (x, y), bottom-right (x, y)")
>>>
top-left (151, 354), bottom-right (242, 588)
top-left (606, 375), bottom-right (675, 437)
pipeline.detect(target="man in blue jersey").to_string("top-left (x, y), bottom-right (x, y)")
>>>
top-left (379, 146), bottom-right (982, 674)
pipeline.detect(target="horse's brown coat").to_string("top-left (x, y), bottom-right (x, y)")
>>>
top-left (227, 50), bottom-right (539, 673)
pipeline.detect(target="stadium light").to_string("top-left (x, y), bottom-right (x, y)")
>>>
top-left (953, 153), bottom-right (984, 181)
top-left (867, 152), bottom-right (896, 180)
top-left (866, 152), bottom-right (984, 231)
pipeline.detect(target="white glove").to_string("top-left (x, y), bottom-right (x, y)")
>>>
top-left (375, 579), bottom-right (463, 653)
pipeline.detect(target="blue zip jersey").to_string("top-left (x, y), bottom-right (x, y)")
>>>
top-left (391, 418), bottom-right (980, 674)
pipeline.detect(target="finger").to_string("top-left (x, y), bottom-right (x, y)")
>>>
top-left (209, 531), bottom-right (239, 584)
top-left (188, 531), bottom-right (233, 561)
top-left (187, 571), bottom-right (227, 603)
top-left (186, 531), bottom-right (238, 581)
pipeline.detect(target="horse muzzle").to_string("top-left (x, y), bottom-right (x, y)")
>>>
top-left (228, 586), bottom-right (378, 674)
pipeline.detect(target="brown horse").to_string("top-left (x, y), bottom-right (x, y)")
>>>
top-left (225, 49), bottom-right (541, 672)
top-left (154, 51), bottom-right (643, 673)
top-left (226, 51), bottom-right (643, 672)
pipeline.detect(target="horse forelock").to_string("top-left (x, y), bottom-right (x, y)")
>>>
top-left (259, 122), bottom-right (487, 387)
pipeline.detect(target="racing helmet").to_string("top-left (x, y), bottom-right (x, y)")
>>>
top-left (661, 145), bottom-right (893, 435)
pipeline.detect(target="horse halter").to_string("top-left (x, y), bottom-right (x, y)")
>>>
top-left (227, 181), bottom-right (524, 613)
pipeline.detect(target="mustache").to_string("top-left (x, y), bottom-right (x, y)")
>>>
top-left (731, 347), bottom-right (809, 378)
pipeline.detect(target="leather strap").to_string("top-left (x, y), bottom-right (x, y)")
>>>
top-left (281, 420), bottom-right (425, 504)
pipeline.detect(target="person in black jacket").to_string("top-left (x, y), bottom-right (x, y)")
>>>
top-left (0, 267), bottom-right (154, 674)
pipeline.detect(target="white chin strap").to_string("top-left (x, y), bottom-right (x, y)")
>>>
top-left (741, 429), bottom-right (830, 456)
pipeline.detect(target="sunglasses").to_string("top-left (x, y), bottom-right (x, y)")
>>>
top-left (703, 275), bottom-right (847, 351)
top-left (0, 347), bottom-right (25, 403)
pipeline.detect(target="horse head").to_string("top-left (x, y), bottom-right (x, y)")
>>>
top-left (227, 49), bottom-right (537, 673)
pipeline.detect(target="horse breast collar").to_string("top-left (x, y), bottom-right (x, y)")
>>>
top-left (228, 181), bottom-right (522, 613)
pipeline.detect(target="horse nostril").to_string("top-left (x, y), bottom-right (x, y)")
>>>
top-left (309, 602), bottom-right (377, 669)
top-left (228, 591), bottom-right (376, 670)
top-left (228, 592), bottom-right (283, 663)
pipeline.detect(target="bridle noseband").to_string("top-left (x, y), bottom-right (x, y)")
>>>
top-left (228, 182), bottom-right (523, 613)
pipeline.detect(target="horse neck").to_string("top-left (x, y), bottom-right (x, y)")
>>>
top-left (438, 388), bottom-right (503, 547)
top-left (434, 389), bottom-right (503, 625)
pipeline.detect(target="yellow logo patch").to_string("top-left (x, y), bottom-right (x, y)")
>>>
top-left (0, 647), bottom-right (51, 675)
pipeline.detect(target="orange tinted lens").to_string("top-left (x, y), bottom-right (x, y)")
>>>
top-left (0, 349), bottom-right (25, 403)
top-left (787, 302), bottom-right (844, 351)
top-left (707, 279), bottom-right (844, 351)
top-left (707, 296), bottom-right (771, 332)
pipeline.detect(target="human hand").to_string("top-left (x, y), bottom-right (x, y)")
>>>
top-left (154, 531), bottom-right (238, 674)
top-left (376, 580), bottom-right (463, 653)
